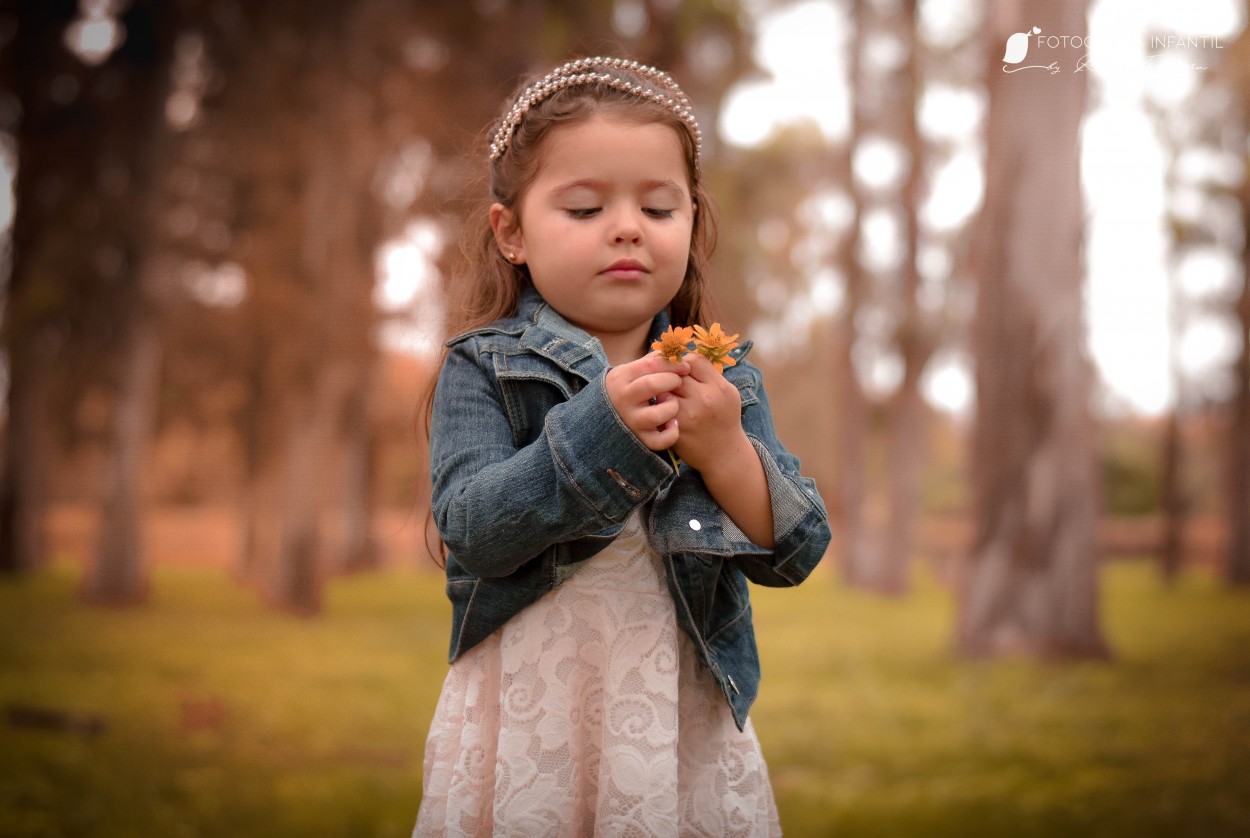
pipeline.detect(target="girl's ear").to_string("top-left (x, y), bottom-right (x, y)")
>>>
top-left (489, 203), bottom-right (525, 265)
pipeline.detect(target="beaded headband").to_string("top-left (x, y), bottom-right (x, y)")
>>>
top-left (488, 56), bottom-right (703, 168)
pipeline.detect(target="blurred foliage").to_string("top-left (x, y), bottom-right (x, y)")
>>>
top-left (2, 559), bottom-right (1248, 835)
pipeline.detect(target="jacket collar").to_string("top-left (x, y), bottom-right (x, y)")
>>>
top-left (514, 285), bottom-right (670, 382)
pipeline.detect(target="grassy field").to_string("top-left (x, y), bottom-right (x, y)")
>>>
top-left (2, 558), bottom-right (1248, 837)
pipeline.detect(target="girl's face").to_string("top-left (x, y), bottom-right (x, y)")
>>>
top-left (492, 114), bottom-right (694, 364)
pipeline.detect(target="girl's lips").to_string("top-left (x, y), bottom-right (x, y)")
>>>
top-left (602, 260), bottom-right (648, 280)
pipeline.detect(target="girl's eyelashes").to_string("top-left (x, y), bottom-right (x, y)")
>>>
top-left (563, 207), bottom-right (676, 219)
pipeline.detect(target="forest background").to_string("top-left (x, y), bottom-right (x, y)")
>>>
top-left (2, 0), bottom-right (1249, 834)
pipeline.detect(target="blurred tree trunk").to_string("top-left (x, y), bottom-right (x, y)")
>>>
top-left (1156, 122), bottom-right (1186, 586)
top-left (1225, 30), bottom-right (1250, 587)
top-left (836, 0), bottom-right (872, 587)
top-left (3, 0), bottom-right (177, 589)
top-left (273, 365), bottom-right (352, 615)
top-left (1229, 181), bottom-right (1250, 586)
top-left (236, 343), bottom-right (267, 582)
top-left (877, 0), bottom-right (933, 595)
top-left (269, 5), bottom-right (381, 611)
top-left (837, 0), bottom-right (934, 594)
top-left (81, 0), bottom-right (181, 605)
top-left (1185, 27), bottom-right (1250, 587)
top-left (339, 369), bottom-right (380, 572)
top-left (85, 318), bottom-right (162, 603)
top-left (0, 0), bottom-right (80, 575)
top-left (194, 1), bottom-right (378, 612)
top-left (0, 337), bottom-right (53, 575)
top-left (1158, 408), bottom-right (1185, 584)
top-left (958, 0), bottom-right (1109, 658)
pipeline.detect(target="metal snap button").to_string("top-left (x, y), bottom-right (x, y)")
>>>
top-left (689, 519), bottom-right (701, 531)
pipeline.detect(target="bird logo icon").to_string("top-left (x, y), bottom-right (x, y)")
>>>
top-left (1003, 26), bottom-right (1041, 64)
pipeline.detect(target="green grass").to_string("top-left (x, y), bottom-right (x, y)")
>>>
top-left (753, 566), bottom-right (1250, 836)
top-left (1, 559), bottom-right (1248, 837)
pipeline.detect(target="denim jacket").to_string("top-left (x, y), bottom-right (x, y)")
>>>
top-left (429, 286), bottom-right (831, 730)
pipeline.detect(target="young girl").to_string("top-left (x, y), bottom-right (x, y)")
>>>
top-left (415, 56), bottom-right (831, 837)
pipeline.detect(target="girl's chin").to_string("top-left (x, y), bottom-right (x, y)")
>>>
top-left (573, 320), bottom-right (652, 339)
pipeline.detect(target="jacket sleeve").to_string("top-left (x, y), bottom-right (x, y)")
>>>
top-left (728, 368), bottom-right (832, 585)
top-left (429, 338), bottom-right (675, 578)
top-left (648, 359), bottom-right (831, 587)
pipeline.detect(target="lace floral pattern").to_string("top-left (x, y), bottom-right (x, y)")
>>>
top-left (415, 513), bottom-right (780, 837)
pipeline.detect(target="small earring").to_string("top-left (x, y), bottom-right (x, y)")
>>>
top-left (507, 252), bottom-right (516, 262)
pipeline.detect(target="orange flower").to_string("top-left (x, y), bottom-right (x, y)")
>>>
top-left (651, 325), bottom-right (694, 364)
top-left (692, 323), bottom-right (740, 372)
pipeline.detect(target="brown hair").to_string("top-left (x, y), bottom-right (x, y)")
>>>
top-left (445, 58), bottom-right (719, 340)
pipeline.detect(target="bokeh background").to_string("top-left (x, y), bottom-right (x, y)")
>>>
top-left (2, 0), bottom-right (1249, 835)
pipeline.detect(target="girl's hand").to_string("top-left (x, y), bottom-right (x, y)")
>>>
top-left (670, 352), bottom-right (748, 474)
top-left (605, 353), bottom-right (690, 452)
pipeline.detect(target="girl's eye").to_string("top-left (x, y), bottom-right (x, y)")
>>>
top-left (566, 208), bottom-right (600, 219)
top-left (644, 208), bottom-right (675, 219)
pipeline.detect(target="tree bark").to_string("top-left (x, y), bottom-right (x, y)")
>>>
top-left (1214, 12), bottom-right (1250, 587)
top-left (1227, 178), bottom-right (1250, 586)
top-left (876, 0), bottom-right (933, 596)
top-left (1158, 407), bottom-right (1186, 584)
top-left (80, 0), bottom-right (181, 604)
top-left (235, 346), bottom-right (268, 582)
top-left (837, 0), bottom-right (936, 594)
top-left (271, 374), bottom-right (339, 615)
top-left (269, 8), bottom-right (378, 610)
top-left (0, 0), bottom-right (80, 574)
top-left (1154, 105), bottom-right (1187, 586)
top-left (836, 0), bottom-right (873, 587)
top-left (339, 366), bottom-right (381, 573)
top-left (958, 0), bottom-right (1109, 658)
top-left (0, 334), bottom-right (54, 574)
top-left (83, 319), bottom-right (161, 604)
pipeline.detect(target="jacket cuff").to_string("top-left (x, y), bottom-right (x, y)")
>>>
top-left (748, 435), bottom-right (828, 580)
top-left (749, 436), bottom-right (820, 542)
top-left (544, 371), bottom-right (675, 520)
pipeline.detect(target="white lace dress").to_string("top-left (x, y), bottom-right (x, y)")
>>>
top-left (414, 512), bottom-right (781, 837)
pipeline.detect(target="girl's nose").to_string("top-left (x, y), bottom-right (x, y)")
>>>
top-left (611, 210), bottom-right (643, 244)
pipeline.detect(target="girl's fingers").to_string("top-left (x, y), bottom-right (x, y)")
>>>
top-left (681, 352), bottom-right (719, 383)
top-left (629, 371), bottom-right (685, 403)
top-left (626, 400), bottom-right (680, 450)
top-left (639, 419), bottom-right (680, 451)
top-left (606, 356), bottom-right (690, 451)
top-left (641, 352), bottom-right (691, 376)
top-left (633, 400), bottom-right (679, 430)
top-left (617, 356), bottom-right (689, 387)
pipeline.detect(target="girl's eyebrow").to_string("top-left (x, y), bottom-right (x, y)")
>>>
top-left (640, 179), bottom-right (686, 197)
top-left (552, 178), bottom-right (686, 197)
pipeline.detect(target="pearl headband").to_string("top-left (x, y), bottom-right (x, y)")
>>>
top-left (488, 57), bottom-right (703, 168)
